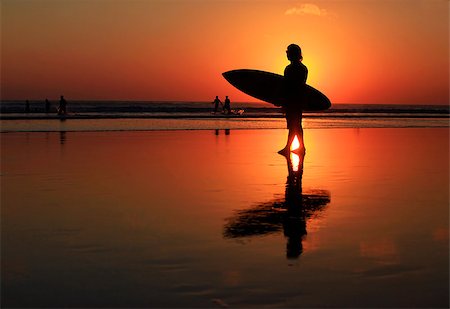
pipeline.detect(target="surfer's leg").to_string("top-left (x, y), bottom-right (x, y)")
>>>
top-left (293, 117), bottom-right (306, 154)
top-left (300, 116), bottom-right (306, 150)
top-left (278, 116), bottom-right (293, 154)
top-left (290, 112), bottom-right (303, 147)
top-left (279, 122), bottom-right (300, 154)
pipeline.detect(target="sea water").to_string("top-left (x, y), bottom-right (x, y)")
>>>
top-left (1, 101), bottom-right (448, 131)
top-left (1, 101), bottom-right (449, 307)
top-left (2, 129), bottom-right (448, 307)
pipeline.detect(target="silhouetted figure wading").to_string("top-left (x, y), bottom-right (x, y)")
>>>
top-left (58, 95), bottom-right (67, 115)
top-left (45, 99), bottom-right (51, 113)
top-left (223, 96), bottom-right (231, 114)
top-left (212, 96), bottom-right (222, 113)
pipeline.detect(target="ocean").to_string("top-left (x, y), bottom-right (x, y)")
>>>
top-left (2, 128), bottom-right (448, 307)
top-left (0, 101), bottom-right (448, 132)
top-left (2, 100), bottom-right (449, 307)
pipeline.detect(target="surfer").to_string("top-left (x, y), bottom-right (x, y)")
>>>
top-left (278, 44), bottom-right (308, 155)
top-left (212, 96), bottom-right (222, 113)
top-left (58, 95), bottom-right (67, 115)
top-left (223, 96), bottom-right (231, 114)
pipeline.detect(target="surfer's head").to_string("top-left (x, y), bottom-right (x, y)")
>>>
top-left (286, 44), bottom-right (302, 62)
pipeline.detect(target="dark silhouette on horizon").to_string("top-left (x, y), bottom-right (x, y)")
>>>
top-left (212, 96), bottom-right (222, 113)
top-left (45, 99), bottom-right (51, 113)
top-left (223, 96), bottom-right (231, 114)
top-left (278, 44), bottom-right (308, 155)
top-left (25, 100), bottom-right (30, 113)
top-left (57, 95), bottom-right (67, 115)
top-left (223, 151), bottom-right (330, 259)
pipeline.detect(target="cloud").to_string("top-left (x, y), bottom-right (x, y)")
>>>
top-left (285, 3), bottom-right (329, 17)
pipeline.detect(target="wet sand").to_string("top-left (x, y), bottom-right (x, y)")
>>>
top-left (1, 128), bottom-right (449, 308)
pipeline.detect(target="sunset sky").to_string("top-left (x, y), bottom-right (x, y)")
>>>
top-left (1, 0), bottom-right (448, 104)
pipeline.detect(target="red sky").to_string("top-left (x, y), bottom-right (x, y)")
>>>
top-left (1, 0), bottom-right (448, 104)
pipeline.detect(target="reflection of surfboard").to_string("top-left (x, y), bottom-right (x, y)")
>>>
top-left (223, 69), bottom-right (331, 111)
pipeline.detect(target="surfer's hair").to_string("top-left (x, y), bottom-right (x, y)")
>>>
top-left (286, 44), bottom-right (303, 61)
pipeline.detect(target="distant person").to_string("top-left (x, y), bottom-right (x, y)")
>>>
top-left (212, 96), bottom-right (222, 113)
top-left (25, 100), bottom-right (30, 113)
top-left (57, 95), bottom-right (67, 115)
top-left (223, 96), bottom-right (231, 114)
top-left (278, 44), bottom-right (308, 155)
top-left (45, 99), bottom-right (51, 113)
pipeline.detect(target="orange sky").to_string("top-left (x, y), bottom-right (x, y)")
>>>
top-left (1, 0), bottom-right (448, 104)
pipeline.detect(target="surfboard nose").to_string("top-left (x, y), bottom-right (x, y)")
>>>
top-left (222, 71), bottom-right (230, 81)
top-left (222, 70), bottom-right (237, 83)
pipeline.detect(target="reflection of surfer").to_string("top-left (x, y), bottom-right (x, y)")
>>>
top-left (223, 151), bottom-right (330, 259)
top-left (283, 151), bottom-right (307, 258)
top-left (212, 96), bottom-right (222, 113)
top-left (278, 44), bottom-right (308, 155)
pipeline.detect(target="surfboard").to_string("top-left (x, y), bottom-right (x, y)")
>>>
top-left (222, 69), bottom-right (331, 111)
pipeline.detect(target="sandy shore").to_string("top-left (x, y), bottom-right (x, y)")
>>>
top-left (2, 128), bottom-right (448, 307)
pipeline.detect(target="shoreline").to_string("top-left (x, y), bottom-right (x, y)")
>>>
top-left (1, 113), bottom-right (449, 121)
top-left (1, 121), bottom-right (448, 133)
top-left (1, 126), bottom-right (449, 134)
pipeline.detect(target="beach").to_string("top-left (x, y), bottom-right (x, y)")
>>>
top-left (2, 127), bottom-right (448, 308)
top-left (3, 0), bottom-right (449, 306)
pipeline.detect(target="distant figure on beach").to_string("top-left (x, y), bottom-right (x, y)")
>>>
top-left (25, 100), bottom-right (30, 113)
top-left (278, 44), bottom-right (308, 155)
top-left (212, 96), bottom-right (222, 113)
top-left (45, 99), bottom-right (51, 113)
top-left (57, 95), bottom-right (67, 115)
top-left (223, 96), bottom-right (231, 114)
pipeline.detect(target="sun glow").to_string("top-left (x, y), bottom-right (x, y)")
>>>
top-left (1, 1), bottom-right (447, 103)
top-left (290, 152), bottom-right (300, 172)
top-left (290, 135), bottom-right (300, 151)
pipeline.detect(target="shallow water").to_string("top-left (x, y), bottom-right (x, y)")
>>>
top-left (1, 128), bottom-right (448, 307)
top-left (1, 116), bottom-right (448, 132)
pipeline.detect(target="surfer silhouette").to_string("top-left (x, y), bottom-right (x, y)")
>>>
top-left (212, 96), bottom-right (222, 113)
top-left (278, 44), bottom-right (308, 155)
top-left (57, 95), bottom-right (67, 115)
top-left (223, 96), bottom-right (231, 114)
